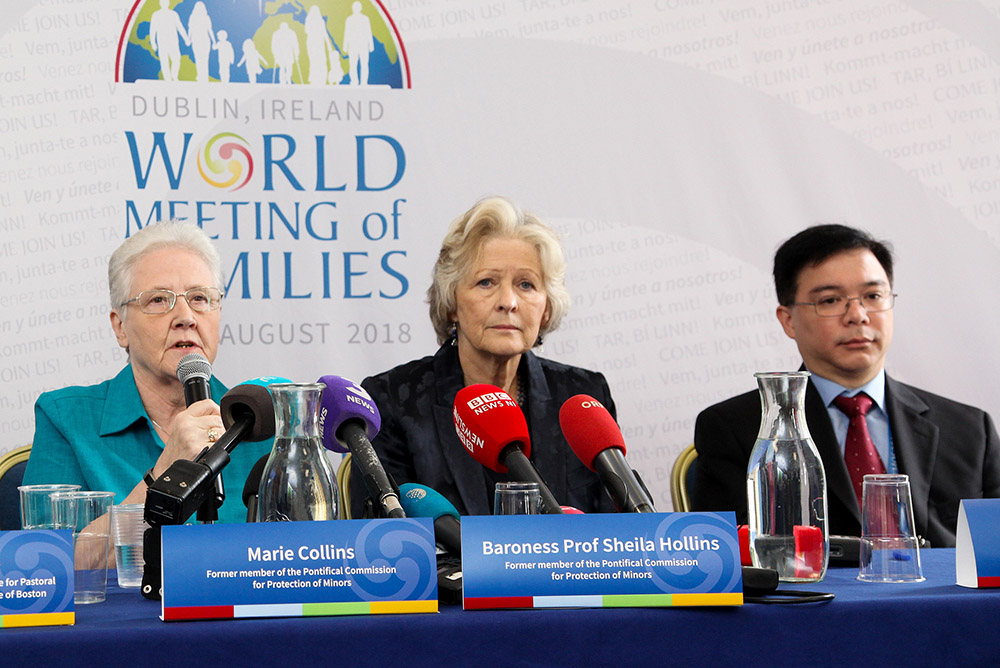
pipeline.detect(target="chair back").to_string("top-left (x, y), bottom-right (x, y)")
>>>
top-left (0, 444), bottom-right (32, 531)
top-left (336, 453), bottom-right (353, 519)
top-left (669, 444), bottom-right (698, 512)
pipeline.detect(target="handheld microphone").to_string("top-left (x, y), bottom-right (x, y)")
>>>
top-left (559, 394), bottom-right (656, 513)
top-left (177, 353), bottom-right (212, 405)
top-left (177, 353), bottom-right (221, 521)
top-left (242, 453), bottom-right (269, 523)
top-left (453, 384), bottom-right (564, 514)
top-left (399, 483), bottom-right (462, 555)
top-left (316, 374), bottom-right (404, 519)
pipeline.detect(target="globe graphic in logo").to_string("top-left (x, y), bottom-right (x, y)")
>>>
top-left (197, 132), bottom-right (253, 190)
top-left (117, 0), bottom-right (408, 87)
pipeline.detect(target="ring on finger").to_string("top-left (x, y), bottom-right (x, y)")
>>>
top-left (207, 427), bottom-right (220, 443)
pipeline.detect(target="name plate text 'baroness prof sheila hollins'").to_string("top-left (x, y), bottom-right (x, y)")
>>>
top-left (461, 512), bottom-right (743, 610)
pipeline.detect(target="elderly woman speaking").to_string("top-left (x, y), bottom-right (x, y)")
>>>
top-left (350, 196), bottom-right (618, 517)
top-left (23, 221), bottom-right (271, 524)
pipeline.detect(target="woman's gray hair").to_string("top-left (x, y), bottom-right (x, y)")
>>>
top-left (428, 196), bottom-right (570, 346)
top-left (108, 220), bottom-right (224, 317)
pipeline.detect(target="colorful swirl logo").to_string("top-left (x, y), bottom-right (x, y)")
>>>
top-left (349, 519), bottom-right (437, 602)
top-left (197, 133), bottom-right (253, 190)
top-left (647, 512), bottom-right (742, 592)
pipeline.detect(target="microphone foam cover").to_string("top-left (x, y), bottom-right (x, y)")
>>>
top-left (399, 483), bottom-right (460, 521)
top-left (316, 375), bottom-right (381, 454)
top-left (453, 384), bottom-right (530, 473)
top-left (177, 353), bottom-right (212, 384)
top-left (559, 394), bottom-right (625, 471)
top-left (221, 383), bottom-right (277, 442)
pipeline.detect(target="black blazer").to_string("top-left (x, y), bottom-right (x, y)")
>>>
top-left (350, 344), bottom-right (618, 517)
top-left (692, 374), bottom-right (1000, 547)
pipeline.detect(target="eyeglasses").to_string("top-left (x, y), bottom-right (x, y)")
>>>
top-left (120, 287), bottom-right (224, 315)
top-left (792, 292), bottom-right (896, 317)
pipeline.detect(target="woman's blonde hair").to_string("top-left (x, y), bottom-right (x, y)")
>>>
top-left (428, 196), bottom-right (569, 345)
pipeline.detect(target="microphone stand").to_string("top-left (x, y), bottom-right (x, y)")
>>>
top-left (196, 477), bottom-right (226, 524)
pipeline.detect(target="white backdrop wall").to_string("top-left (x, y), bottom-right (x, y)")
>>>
top-left (2, 0), bottom-right (999, 511)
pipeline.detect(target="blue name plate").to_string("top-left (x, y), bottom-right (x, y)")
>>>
top-left (461, 512), bottom-right (742, 609)
top-left (0, 530), bottom-right (75, 628)
top-left (957, 499), bottom-right (1000, 588)
top-left (160, 519), bottom-right (438, 621)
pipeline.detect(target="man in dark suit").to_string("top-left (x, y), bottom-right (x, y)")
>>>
top-left (693, 224), bottom-right (1000, 547)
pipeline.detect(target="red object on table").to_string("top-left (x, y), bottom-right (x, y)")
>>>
top-left (738, 525), bottom-right (752, 566)
top-left (794, 525), bottom-right (824, 578)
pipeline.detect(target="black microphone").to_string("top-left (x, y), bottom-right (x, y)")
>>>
top-left (177, 353), bottom-right (212, 405)
top-left (242, 453), bottom-right (269, 523)
top-left (316, 374), bottom-right (404, 519)
top-left (559, 395), bottom-right (656, 514)
top-left (144, 383), bottom-right (276, 527)
top-left (177, 353), bottom-right (223, 522)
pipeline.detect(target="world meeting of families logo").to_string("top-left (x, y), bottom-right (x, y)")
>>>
top-left (197, 132), bottom-right (253, 190)
top-left (114, 0), bottom-right (415, 307)
top-left (115, 0), bottom-right (410, 88)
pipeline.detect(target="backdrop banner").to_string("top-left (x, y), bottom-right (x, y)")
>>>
top-left (3, 0), bottom-right (999, 510)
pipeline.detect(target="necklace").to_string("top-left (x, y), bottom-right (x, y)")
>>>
top-left (150, 418), bottom-right (170, 437)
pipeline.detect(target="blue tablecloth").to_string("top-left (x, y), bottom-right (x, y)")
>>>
top-left (3, 549), bottom-right (999, 667)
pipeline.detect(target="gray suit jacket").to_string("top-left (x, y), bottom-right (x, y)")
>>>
top-left (692, 373), bottom-right (1000, 547)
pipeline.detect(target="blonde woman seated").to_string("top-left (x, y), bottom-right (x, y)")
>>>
top-left (350, 197), bottom-right (618, 517)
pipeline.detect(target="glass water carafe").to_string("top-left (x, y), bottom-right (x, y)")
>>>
top-left (258, 383), bottom-right (338, 522)
top-left (746, 371), bottom-right (828, 582)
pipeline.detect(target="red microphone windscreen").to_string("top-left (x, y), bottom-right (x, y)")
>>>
top-left (453, 384), bottom-right (531, 473)
top-left (559, 394), bottom-right (625, 471)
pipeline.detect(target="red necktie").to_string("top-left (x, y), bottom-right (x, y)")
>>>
top-left (833, 392), bottom-right (886, 509)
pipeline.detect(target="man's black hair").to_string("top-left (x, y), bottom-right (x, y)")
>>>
top-left (773, 224), bottom-right (894, 306)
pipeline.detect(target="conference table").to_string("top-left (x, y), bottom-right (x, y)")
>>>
top-left (3, 549), bottom-right (998, 666)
